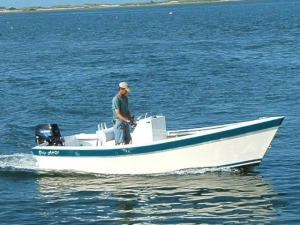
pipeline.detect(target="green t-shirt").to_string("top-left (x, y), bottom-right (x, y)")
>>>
top-left (112, 95), bottom-right (129, 119)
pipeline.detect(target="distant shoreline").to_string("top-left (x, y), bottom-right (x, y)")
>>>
top-left (0, 0), bottom-right (238, 13)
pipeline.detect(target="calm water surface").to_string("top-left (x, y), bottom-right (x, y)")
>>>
top-left (0, 0), bottom-right (300, 224)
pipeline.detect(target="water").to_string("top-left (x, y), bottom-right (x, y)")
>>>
top-left (0, 0), bottom-right (300, 224)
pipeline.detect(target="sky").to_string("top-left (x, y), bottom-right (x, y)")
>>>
top-left (0, 0), bottom-right (147, 8)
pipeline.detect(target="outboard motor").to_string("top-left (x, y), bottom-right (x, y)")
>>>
top-left (35, 124), bottom-right (63, 146)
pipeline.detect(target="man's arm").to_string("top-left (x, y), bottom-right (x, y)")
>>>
top-left (115, 108), bottom-right (131, 123)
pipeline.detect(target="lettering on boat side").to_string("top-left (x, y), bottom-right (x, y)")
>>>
top-left (122, 148), bottom-right (132, 154)
top-left (39, 150), bottom-right (59, 156)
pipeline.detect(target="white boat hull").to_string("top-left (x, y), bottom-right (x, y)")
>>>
top-left (32, 116), bottom-right (283, 175)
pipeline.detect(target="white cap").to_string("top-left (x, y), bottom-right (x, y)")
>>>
top-left (119, 82), bottom-right (131, 92)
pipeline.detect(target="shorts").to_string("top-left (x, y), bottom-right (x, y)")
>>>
top-left (113, 119), bottom-right (132, 144)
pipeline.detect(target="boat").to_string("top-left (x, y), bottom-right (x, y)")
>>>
top-left (31, 114), bottom-right (284, 175)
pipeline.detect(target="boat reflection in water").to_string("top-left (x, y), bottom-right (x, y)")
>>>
top-left (36, 169), bottom-right (278, 224)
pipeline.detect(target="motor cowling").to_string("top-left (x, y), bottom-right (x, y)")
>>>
top-left (35, 124), bottom-right (63, 146)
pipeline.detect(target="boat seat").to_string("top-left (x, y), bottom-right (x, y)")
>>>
top-left (74, 133), bottom-right (98, 146)
top-left (96, 127), bottom-right (114, 146)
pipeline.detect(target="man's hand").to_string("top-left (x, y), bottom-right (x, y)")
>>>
top-left (130, 120), bottom-right (137, 128)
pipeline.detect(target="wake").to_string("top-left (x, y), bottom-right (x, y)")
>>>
top-left (0, 153), bottom-right (38, 171)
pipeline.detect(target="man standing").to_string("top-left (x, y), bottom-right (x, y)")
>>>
top-left (112, 82), bottom-right (133, 145)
